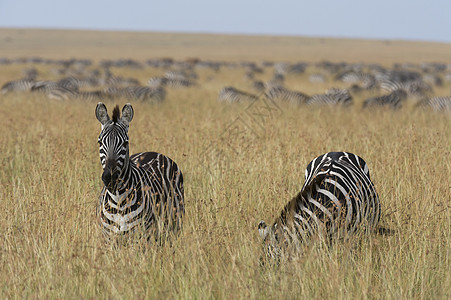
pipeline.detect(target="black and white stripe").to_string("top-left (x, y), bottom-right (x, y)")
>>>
top-left (306, 88), bottom-right (353, 106)
top-left (264, 86), bottom-right (309, 105)
top-left (363, 89), bottom-right (408, 110)
top-left (104, 86), bottom-right (166, 102)
top-left (218, 86), bottom-right (258, 103)
top-left (416, 96), bottom-right (451, 112)
top-left (1, 79), bottom-right (35, 94)
top-left (95, 103), bottom-right (184, 240)
top-left (147, 77), bottom-right (195, 88)
top-left (259, 152), bottom-right (380, 258)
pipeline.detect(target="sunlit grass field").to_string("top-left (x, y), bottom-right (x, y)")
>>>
top-left (0, 29), bottom-right (450, 299)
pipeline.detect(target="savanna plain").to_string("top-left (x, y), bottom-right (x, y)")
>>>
top-left (0, 29), bottom-right (450, 299)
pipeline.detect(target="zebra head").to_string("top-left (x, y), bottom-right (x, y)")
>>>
top-left (95, 102), bottom-right (134, 191)
top-left (258, 220), bottom-right (281, 260)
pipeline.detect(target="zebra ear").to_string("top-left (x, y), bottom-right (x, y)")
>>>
top-left (258, 221), bottom-right (269, 239)
top-left (95, 102), bottom-right (110, 125)
top-left (121, 103), bottom-right (134, 125)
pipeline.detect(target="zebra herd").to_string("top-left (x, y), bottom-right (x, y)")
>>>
top-left (95, 102), bottom-right (382, 259)
top-left (217, 64), bottom-right (451, 111)
top-left (1, 56), bottom-right (451, 112)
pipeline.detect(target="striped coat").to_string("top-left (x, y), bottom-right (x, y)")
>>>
top-left (259, 152), bottom-right (380, 257)
top-left (96, 103), bottom-right (184, 241)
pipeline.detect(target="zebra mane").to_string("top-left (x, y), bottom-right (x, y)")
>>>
top-left (112, 105), bottom-right (120, 123)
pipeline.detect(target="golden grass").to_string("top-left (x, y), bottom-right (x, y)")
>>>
top-left (0, 29), bottom-right (450, 299)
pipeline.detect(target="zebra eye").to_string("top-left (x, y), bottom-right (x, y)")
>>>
top-left (123, 140), bottom-right (129, 146)
top-left (98, 140), bottom-right (102, 145)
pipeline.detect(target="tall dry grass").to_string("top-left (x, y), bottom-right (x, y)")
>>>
top-left (0, 86), bottom-right (449, 298)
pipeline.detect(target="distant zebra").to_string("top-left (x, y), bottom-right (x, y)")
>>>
top-left (57, 76), bottom-right (100, 91)
top-left (218, 86), bottom-right (258, 103)
top-left (379, 79), bottom-right (432, 98)
top-left (104, 86), bottom-right (166, 102)
top-left (265, 86), bottom-right (309, 105)
top-left (306, 88), bottom-right (353, 106)
top-left (363, 89), bottom-right (408, 110)
top-left (164, 70), bottom-right (198, 81)
top-left (95, 103), bottom-right (184, 240)
top-left (1, 79), bottom-right (35, 94)
top-left (147, 77), bottom-right (195, 88)
top-left (46, 86), bottom-right (78, 100)
top-left (30, 80), bottom-right (61, 93)
top-left (336, 71), bottom-right (376, 90)
top-left (416, 96), bottom-right (451, 112)
top-left (258, 152), bottom-right (380, 259)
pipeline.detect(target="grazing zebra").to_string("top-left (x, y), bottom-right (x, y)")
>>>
top-left (379, 79), bottom-right (432, 98)
top-left (258, 152), bottom-right (380, 259)
top-left (336, 71), bottom-right (376, 90)
top-left (363, 89), bottom-right (408, 110)
top-left (95, 103), bottom-right (184, 241)
top-left (306, 88), bottom-right (353, 106)
top-left (164, 70), bottom-right (198, 81)
top-left (30, 80), bottom-right (61, 93)
top-left (218, 86), bottom-right (258, 103)
top-left (57, 76), bottom-right (100, 91)
top-left (264, 86), bottom-right (309, 105)
top-left (104, 86), bottom-right (166, 102)
top-left (147, 77), bottom-right (195, 88)
top-left (416, 96), bottom-right (451, 112)
top-left (46, 86), bottom-right (78, 100)
top-left (1, 78), bottom-right (35, 94)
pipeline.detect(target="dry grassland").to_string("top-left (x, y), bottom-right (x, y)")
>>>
top-left (0, 29), bottom-right (450, 299)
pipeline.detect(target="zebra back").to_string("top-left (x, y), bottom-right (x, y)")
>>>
top-left (264, 86), bottom-right (309, 105)
top-left (415, 96), bottom-right (451, 112)
top-left (259, 152), bottom-right (380, 257)
top-left (218, 86), bottom-right (258, 103)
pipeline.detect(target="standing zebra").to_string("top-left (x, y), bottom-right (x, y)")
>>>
top-left (95, 103), bottom-right (184, 241)
top-left (258, 152), bottom-right (380, 258)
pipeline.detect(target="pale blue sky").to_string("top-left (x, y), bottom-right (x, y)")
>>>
top-left (0, 0), bottom-right (450, 42)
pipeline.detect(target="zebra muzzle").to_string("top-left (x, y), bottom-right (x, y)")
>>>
top-left (102, 167), bottom-right (120, 188)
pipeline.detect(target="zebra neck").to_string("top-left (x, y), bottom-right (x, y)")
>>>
top-left (112, 161), bottom-right (133, 192)
top-left (106, 188), bottom-right (133, 206)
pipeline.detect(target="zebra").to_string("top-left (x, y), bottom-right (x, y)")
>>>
top-left (1, 78), bottom-right (36, 94)
top-left (264, 86), bottom-right (309, 105)
top-left (57, 76), bottom-right (100, 91)
top-left (258, 152), bottom-right (380, 259)
top-left (30, 80), bottom-right (61, 93)
top-left (164, 70), bottom-right (198, 81)
top-left (336, 71), bottom-right (376, 90)
top-left (104, 86), bottom-right (166, 102)
top-left (415, 96), bottom-right (451, 112)
top-left (379, 79), bottom-right (432, 98)
top-left (46, 86), bottom-right (78, 100)
top-left (363, 89), bottom-right (408, 110)
top-left (218, 86), bottom-right (258, 103)
top-left (95, 103), bottom-right (184, 241)
top-left (147, 77), bottom-right (195, 88)
top-left (306, 88), bottom-right (353, 106)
